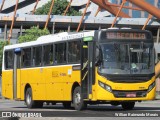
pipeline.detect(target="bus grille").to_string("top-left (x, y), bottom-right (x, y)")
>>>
top-left (101, 73), bottom-right (154, 83)
top-left (112, 90), bottom-right (147, 98)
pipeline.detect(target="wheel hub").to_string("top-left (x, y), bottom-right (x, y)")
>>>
top-left (75, 92), bottom-right (81, 105)
top-left (26, 94), bottom-right (31, 105)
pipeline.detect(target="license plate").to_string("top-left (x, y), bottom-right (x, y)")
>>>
top-left (126, 93), bottom-right (136, 97)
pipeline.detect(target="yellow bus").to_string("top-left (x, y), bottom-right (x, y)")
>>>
top-left (2, 29), bottom-right (155, 110)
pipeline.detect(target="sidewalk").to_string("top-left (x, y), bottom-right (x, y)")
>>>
top-left (0, 90), bottom-right (1, 99)
top-left (156, 94), bottom-right (160, 100)
top-left (0, 92), bottom-right (1, 99)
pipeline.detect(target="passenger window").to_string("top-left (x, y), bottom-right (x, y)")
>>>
top-left (43, 44), bottom-right (53, 65)
top-left (68, 41), bottom-right (80, 63)
top-left (55, 43), bottom-right (66, 64)
top-left (22, 48), bottom-right (31, 67)
top-left (5, 50), bottom-right (14, 69)
top-left (33, 46), bottom-right (42, 67)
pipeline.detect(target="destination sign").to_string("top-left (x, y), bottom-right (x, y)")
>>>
top-left (106, 32), bottom-right (146, 39)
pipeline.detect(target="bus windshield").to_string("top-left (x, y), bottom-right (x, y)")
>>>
top-left (98, 43), bottom-right (154, 75)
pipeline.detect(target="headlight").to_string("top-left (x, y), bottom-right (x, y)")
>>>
top-left (98, 81), bottom-right (112, 92)
top-left (147, 81), bottom-right (155, 93)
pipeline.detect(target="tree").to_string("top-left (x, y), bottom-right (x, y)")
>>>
top-left (18, 0), bottom-right (81, 43)
top-left (18, 26), bottom-right (50, 43)
top-left (0, 41), bottom-right (9, 74)
top-left (35, 0), bottom-right (81, 16)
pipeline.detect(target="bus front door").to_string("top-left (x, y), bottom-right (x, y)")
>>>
top-left (13, 49), bottom-right (21, 99)
top-left (81, 40), bottom-right (95, 100)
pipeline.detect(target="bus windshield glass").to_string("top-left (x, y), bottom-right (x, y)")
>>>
top-left (98, 43), bottom-right (154, 75)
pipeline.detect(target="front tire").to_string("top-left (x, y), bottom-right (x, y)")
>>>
top-left (121, 102), bottom-right (135, 110)
top-left (73, 86), bottom-right (87, 111)
top-left (25, 88), bottom-right (43, 108)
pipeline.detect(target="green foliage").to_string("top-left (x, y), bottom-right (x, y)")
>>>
top-left (0, 41), bottom-right (9, 74)
top-left (18, 26), bottom-right (50, 43)
top-left (35, 0), bottom-right (81, 16)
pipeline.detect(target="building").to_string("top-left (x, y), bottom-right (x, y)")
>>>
top-left (0, 0), bottom-right (160, 43)
top-left (1, 0), bottom-right (160, 18)
top-left (1, 0), bottom-right (51, 15)
top-left (0, 0), bottom-right (111, 43)
top-left (110, 0), bottom-right (160, 18)
top-left (69, 0), bottom-right (111, 17)
top-left (0, 0), bottom-right (111, 17)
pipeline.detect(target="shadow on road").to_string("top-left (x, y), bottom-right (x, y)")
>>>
top-left (11, 105), bottom-right (160, 111)
top-left (4, 105), bottom-right (160, 117)
top-left (86, 106), bottom-right (160, 111)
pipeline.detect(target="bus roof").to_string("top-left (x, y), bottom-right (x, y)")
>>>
top-left (4, 31), bottom-right (95, 50)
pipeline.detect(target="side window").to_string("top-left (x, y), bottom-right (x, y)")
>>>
top-left (22, 48), bottom-right (31, 67)
top-left (43, 44), bottom-right (53, 66)
top-left (33, 46), bottom-right (42, 67)
top-left (68, 41), bottom-right (80, 63)
top-left (55, 43), bottom-right (66, 64)
top-left (5, 50), bottom-right (14, 69)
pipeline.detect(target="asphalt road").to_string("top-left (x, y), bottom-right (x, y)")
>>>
top-left (0, 99), bottom-right (160, 120)
top-left (0, 77), bottom-right (1, 98)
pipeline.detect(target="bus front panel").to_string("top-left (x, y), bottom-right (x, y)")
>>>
top-left (96, 70), bottom-right (155, 101)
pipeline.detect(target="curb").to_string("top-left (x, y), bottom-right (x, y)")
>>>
top-left (155, 95), bottom-right (160, 100)
top-left (0, 94), bottom-right (1, 99)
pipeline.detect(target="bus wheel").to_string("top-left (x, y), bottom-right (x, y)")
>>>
top-left (63, 102), bottom-right (72, 109)
top-left (73, 86), bottom-right (87, 111)
top-left (121, 102), bottom-right (135, 110)
top-left (25, 88), bottom-right (43, 108)
top-left (25, 88), bottom-right (35, 108)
